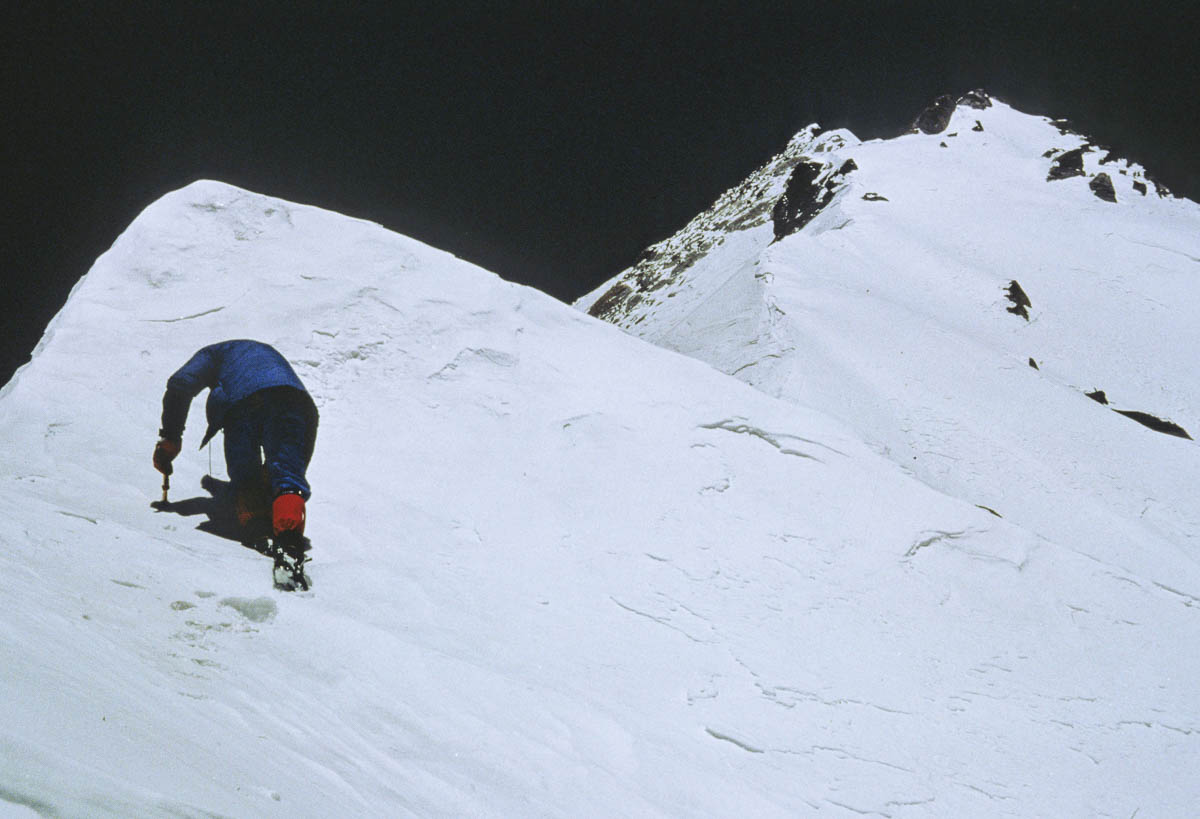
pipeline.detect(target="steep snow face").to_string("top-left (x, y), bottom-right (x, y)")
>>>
top-left (2, 180), bottom-right (1199, 817)
top-left (579, 92), bottom-right (1200, 598)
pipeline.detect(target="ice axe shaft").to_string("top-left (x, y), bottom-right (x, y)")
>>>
top-left (161, 474), bottom-right (170, 503)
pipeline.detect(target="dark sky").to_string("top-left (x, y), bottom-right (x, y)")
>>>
top-left (3, 1), bottom-right (1195, 386)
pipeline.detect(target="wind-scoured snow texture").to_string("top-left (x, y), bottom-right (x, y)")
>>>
top-left (580, 97), bottom-right (1200, 813)
top-left (0, 178), bottom-right (1195, 817)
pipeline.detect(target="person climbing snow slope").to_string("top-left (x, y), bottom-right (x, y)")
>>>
top-left (152, 339), bottom-right (319, 567)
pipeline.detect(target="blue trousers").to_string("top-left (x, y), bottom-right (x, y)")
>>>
top-left (222, 387), bottom-right (318, 500)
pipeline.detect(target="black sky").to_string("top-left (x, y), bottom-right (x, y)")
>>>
top-left (3, 1), bottom-right (1196, 386)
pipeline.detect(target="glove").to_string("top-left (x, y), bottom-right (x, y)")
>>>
top-left (153, 438), bottom-right (181, 475)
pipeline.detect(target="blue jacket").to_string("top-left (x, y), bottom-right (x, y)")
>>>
top-left (160, 340), bottom-right (309, 446)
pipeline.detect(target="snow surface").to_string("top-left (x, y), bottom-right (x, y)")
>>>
top-left (2, 99), bottom-right (1199, 816)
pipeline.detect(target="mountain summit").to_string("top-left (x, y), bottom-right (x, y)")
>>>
top-left (2, 93), bottom-right (1200, 815)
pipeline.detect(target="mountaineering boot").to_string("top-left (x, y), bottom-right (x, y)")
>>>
top-left (271, 528), bottom-right (311, 591)
top-left (271, 493), bottom-right (310, 591)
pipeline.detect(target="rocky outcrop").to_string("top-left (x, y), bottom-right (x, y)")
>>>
top-left (1089, 173), bottom-right (1117, 202)
top-left (958, 89), bottom-right (993, 109)
top-left (912, 95), bottom-right (957, 135)
top-left (1040, 131), bottom-right (1174, 202)
top-left (771, 158), bottom-right (856, 240)
top-left (1114, 410), bottom-right (1192, 439)
top-left (1082, 389), bottom-right (1191, 438)
top-left (584, 125), bottom-right (857, 324)
top-left (1047, 148), bottom-right (1087, 181)
top-left (1005, 280), bottom-right (1031, 320)
top-left (910, 90), bottom-right (995, 135)
top-left (586, 283), bottom-right (634, 320)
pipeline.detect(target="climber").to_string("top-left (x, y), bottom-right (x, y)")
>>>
top-left (152, 339), bottom-right (318, 543)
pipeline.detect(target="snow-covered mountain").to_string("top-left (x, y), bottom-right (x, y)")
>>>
top-left (2, 90), bottom-right (1199, 816)
top-left (579, 88), bottom-right (1200, 610)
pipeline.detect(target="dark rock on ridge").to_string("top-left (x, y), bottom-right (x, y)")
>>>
top-left (772, 159), bottom-right (856, 241)
top-left (1114, 410), bottom-right (1192, 439)
top-left (772, 161), bottom-right (825, 240)
top-left (1079, 389), bottom-right (1191, 439)
top-left (1005, 280), bottom-right (1031, 320)
top-left (1089, 173), bottom-right (1117, 203)
top-left (587, 283), bottom-right (633, 319)
top-left (958, 89), bottom-right (992, 109)
top-left (1047, 148), bottom-right (1087, 181)
top-left (907, 89), bottom-right (991, 135)
top-left (912, 95), bottom-right (957, 135)
top-left (586, 127), bottom-right (842, 323)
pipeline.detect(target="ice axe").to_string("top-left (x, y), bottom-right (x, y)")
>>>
top-left (150, 473), bottom-right (171, 511)
top-left (152, 439), bottom-right (176, 509)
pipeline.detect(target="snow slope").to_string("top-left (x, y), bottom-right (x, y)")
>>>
top-left (1, 175), bottom-right (1198, 817)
